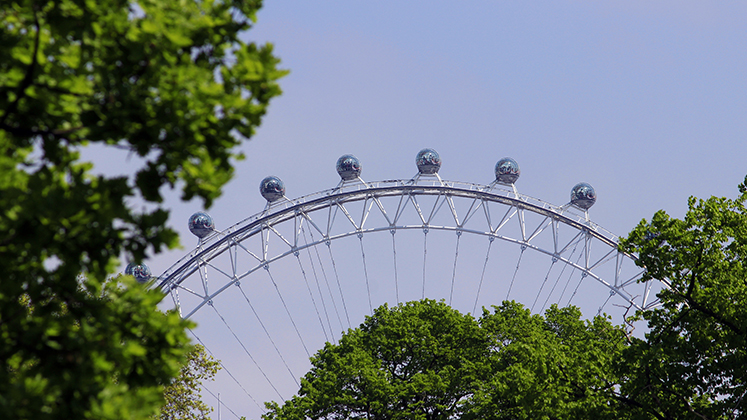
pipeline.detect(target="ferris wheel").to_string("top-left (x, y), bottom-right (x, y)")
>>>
top-left (133, 149), bottom-right (663, 419)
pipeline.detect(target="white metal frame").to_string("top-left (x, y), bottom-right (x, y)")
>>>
top-left (157, 177), bottom-right (663, 320)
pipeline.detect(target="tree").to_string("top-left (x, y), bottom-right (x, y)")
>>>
top-left (0, 0), bottom-right (285, 418)
top-left (266, 300), bottom-right (494, 420)
top-left (465, 302), bottom-right (627, 420)
top-left (158, 344), bottom-right (220, 420)
top-left (2, 276), bottom-right (193, 419)
top-left (616, 175), bottom-right (747, 420)
top-left (262, 299), bottom-right (628, 420)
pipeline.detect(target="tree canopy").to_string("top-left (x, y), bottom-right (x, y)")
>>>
top-left (0, 0), bottom-right (284, 418)
top-left (263, 299), bottom-right (627, 420)
top-left (616, 175), bottom-right (747, 420)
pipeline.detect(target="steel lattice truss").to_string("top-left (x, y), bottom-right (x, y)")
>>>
top-left (158, 178), bottom-right (661, 321)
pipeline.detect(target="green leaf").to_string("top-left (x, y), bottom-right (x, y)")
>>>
top-left (0, 0), bottom-right (284, 418)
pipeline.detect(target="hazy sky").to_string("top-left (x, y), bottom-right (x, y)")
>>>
top-left (103, 2), bottom-right (747, 417)
top-left (170, 0), bottom-right (747, 237)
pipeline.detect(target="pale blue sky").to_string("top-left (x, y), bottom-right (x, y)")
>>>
top-left (113, 2), bottom-right (747, 417)
top-left (207, 1), bottom-right (746, 236)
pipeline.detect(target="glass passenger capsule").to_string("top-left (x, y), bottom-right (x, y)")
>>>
top-left (188, 211), bottom-right (215, 238)
top-left (336, 154), bottom-right (362, 181)
top-left (125, 262), bottom-right (152, 284)
top-left (416, 148), bottom-right (441, 175)
top-left (570, 182), bottom-right (596, 210)
top-left (260, 176), bottom-right (286, 202)
top-left (494, 157), bottom-right (520, 184)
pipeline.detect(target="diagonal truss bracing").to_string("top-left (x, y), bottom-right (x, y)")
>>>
top-left (157, 180), bottom-right (667, 320)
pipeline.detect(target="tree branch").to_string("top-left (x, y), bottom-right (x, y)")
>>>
top-left (610, 393), bottom-right (667, 420)
top-left (675, 244), bottom-right (745, 335)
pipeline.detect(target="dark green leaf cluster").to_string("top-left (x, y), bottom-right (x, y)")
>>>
top-left (469, 302), bottom-right (625, 420)
top-left (617, 175), bottom-right (747, 420)
top-left (263, 299), bottom-right (627, 420)
top-left (1, 0), bottom-right (286, 208)
top-left (0, 0), bottom-right (284, 418)
top-left (1, 275), bottom-right (192, 419)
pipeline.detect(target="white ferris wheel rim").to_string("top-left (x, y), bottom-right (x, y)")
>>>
top-left (156, 175), bottom-right (664, 321)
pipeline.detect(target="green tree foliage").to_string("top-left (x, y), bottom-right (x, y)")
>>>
top-left (158, 344), bottom-right (220, 420)
top-left (466, 302), bottom-right (627, 420)
top-left (0, 0), bottom-right (285, 418)
top-left (3, 276), bottom-right (190, 419)
top-left (263, 299), bottom-right (627, 420)
top-left (617, 175), bottom-right (747, 420)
